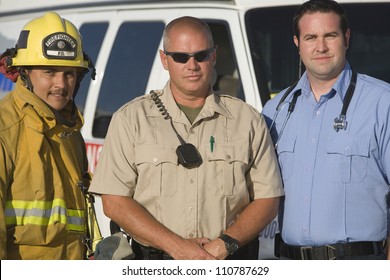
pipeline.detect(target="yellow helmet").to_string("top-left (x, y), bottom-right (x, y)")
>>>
top-left (10, 12), bottom-right (90, 69)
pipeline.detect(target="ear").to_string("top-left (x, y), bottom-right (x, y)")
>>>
top-left (159, 49), bottom-right (168, 70)
top-left (293, 35), bottom-right (299, 49)
top-left (211, 49), bottom-right (217, 66)
top-left (344, 28), bottom-right (351, 49)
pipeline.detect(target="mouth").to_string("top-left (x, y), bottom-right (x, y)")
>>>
top-left (313, 55), bottom-right (332, 62)
top-left (185, 74), bottom-right (202, 80)
top-left (50, 91), bottom-right (68, 99)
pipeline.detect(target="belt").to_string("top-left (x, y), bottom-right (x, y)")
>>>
top-left (132, 240), bottom-right (173, 260)
top-left (134, 237), bottom-right (258, 260)
top-left (279, 238), bottom-right (384, 260)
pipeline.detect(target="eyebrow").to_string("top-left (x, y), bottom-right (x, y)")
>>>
top-left (303, 31), bottom-right (339, 39)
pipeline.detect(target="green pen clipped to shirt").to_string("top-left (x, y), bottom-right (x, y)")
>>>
top-left (210, 136), bottom-right (215, 152)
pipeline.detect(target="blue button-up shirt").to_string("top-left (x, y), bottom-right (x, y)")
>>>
top-left (262, 63), bottom-right (390, 246)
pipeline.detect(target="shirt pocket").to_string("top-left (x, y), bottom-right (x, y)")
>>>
top-left (276, 135), bottom-right (296, 182)
top-left (206, 143), bottom-right (249, 196)
top-left (326, 136), bottom-right (369, 183)
top-left (135, 145), bottom-right (178, 197)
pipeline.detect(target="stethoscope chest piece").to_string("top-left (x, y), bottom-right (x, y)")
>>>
top-left (333, 114), bottom-right (347, 132)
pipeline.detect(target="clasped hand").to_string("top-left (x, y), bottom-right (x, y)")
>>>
top-left (169, 237), bottom-right (228, 260)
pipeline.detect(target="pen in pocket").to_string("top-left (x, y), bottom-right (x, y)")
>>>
top-left (210, 136), bottom-right (215, 152)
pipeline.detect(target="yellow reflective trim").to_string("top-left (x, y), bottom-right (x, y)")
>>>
top-left (49, 212), bottom-right (68, 224)
top-left (5, 199), bottom-right (85, 232)
top-left (70, 224), bottom-right (86, 232)
top-left (6, 216), bottom-right (50, 226)
top-left (68, 208), bottom-right (84, 218)
top-left (67, 209), bottom-right (86, 231)
top-left (7, 199), bottom-right (67, 210)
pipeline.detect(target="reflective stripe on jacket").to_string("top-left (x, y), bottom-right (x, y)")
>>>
top-left (0, 78), bottom-right (89, 259)
top-left (5, 199), bottom-right (85, 232)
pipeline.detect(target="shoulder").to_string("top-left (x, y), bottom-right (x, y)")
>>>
top-left (217, 93), bottom-right (245, 106)
top-left (0, 92), bottom-right (23, 132)
top-left (358, 74), bottom-right (390, 92)
top-left (357, 74), bottom-right (390, 107)
top-left (216, 93), bottom-right (261, 118)
top-left (262, 86), bottom-right (290, 116)
top-left (114, 91), bottom-right (156, 118)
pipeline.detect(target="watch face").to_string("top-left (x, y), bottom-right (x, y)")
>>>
top-left (227, 242), bottom-right (239, 254)
top-left (220, 234), bottom-right (239, 255)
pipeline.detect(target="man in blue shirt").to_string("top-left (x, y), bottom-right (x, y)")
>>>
top-left (262, 0), bottom-right (390, 260)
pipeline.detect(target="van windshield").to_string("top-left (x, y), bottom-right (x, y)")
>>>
top-left (246, 3), bottom-right (390, 105)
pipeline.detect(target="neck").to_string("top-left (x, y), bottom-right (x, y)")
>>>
top-left (51, 101), bottom-right (77, 127)
top-left (308, 76), bottom-right (338, 102)
top-left (171, 88), bottom-right (208, 108)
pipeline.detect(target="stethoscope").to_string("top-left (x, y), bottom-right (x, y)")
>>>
top-left (269, 71), bottom-right (357, 149)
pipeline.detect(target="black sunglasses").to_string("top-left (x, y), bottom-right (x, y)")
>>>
top-left (163, 47), bottom-right (215, 63)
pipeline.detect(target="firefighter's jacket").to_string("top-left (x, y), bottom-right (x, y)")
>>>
top-left (0, 78), bottom-right (89, 259)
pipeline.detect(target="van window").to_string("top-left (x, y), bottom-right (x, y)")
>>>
top-left (0, 74), bottom-right (14, 99)
top-left (77, 22), bottom-right (109, 114)
top-left (93, 21), bottom-right (164, 138)
top-left (246, 3), bottom-right (390, 105)
top-left (208, 21), bottom-right (244, 101)
top-left (246, 6), bottom-right (298, 105)
top-left (344, 4), bottom-right (390, 83)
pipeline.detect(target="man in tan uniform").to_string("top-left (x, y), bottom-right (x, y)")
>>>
top-left (90, 16), bottom-right (283, 260)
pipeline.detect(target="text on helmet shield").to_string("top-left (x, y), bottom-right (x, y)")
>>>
top-left (42, 32), bottom-right (77, 60)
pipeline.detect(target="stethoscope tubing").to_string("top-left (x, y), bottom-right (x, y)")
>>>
top-left (269, 70), bottom-right (357, 149)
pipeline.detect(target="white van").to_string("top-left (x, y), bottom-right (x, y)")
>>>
top-left (1, 0), bottom-right (390, 259)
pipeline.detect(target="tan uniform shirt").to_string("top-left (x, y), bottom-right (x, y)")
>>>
top-left (90, 82), bottom-right (283, 240)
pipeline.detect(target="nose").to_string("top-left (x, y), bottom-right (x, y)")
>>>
top-left (186, 56), bottom-right (201, 70)
top-left (53, 73), bottom-right (66, 88)
top-left (316, 38), bottom-right (329, 53)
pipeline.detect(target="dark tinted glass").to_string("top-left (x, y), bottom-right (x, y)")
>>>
top-left (208, 21), bottom-right (244, 101)
top-left (93, 21), bottom-right (164, 138)
top-left (246, 6), bottom-right (301, 105)
top-left (344, 4), bottom-right (390, 83)
top-left (78, 22), bottom-right (109, 113)
top-left (0, 74), bottom-right (14, 99)
top-left (165, 48), bottom-right (214, 63)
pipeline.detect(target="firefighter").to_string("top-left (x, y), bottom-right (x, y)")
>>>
top-left (0, 11), bottom-right (95, 259)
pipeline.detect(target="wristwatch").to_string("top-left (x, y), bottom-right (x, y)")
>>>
top-left (219, 234), bottom-right (239, 255)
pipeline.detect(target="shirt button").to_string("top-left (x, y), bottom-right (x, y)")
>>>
top-left (311, 139), bottom-right (316, 143)
top-left (226, 155), bottom-right (231, 160)
top-left (190, 179), bottom-right (194, 184)
top-left (153, 157), bottom-right (158, 162)
top-left (316, 110), bottom-right (321, 115)
top-left (189, 233), bottom-right (194, 238)
top-left (190, 130), bottom-right (195, 134)
top-left (344, 146), bottom-right (350, 151)
top-left (189, 206), bottom-right (193, 211)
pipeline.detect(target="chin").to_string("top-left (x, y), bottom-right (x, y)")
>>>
top-left (49, 103), bottom-right (67, 111)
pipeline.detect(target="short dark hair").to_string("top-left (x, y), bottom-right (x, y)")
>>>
top-left (293, 0), bottom-right (349, 39)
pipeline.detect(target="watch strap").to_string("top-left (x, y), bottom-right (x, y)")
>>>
top-left (219, 233), bottom-right (239, 255)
